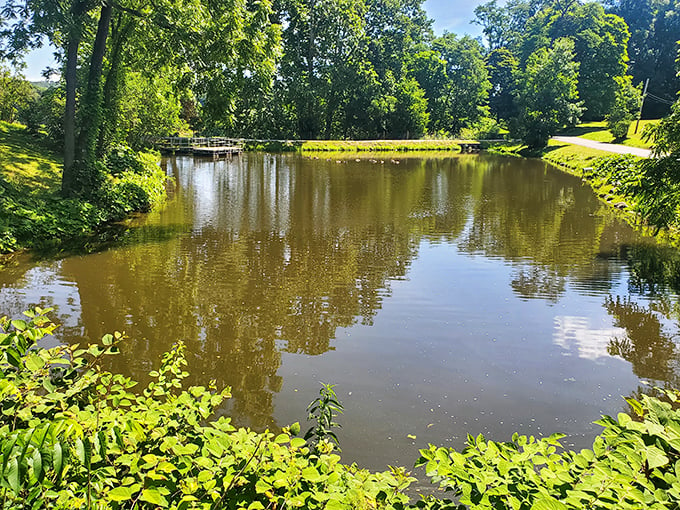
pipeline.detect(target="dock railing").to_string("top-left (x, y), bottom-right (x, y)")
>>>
top-left (154, 137), bottom-right (245, 151)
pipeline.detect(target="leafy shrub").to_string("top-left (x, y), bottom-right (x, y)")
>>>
top-left (0, 309), bottom-right (415, 509)
top-left (415, 389), bottom-right (680, 509)
top-left (590, 154), bottom-right (680, 234)
top-left (459, 117), bottom-right (504, 140)
top-left (605, 76), bottom-right (641, 141)
top-left (95, 148), bottom-right (168, 220)
top-left (5, 308), bottom-right (680, 510)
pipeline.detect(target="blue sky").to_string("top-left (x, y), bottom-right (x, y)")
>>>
top-left (22, 0), bottom-right (487, 81)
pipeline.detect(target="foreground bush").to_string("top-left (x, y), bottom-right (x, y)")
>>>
top-left (0, 310), bottom-right (413, 509)
top-left (3, 309), bottom-right (680, 509)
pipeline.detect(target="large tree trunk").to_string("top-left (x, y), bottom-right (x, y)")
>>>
top-left (77, 1), bottom-right (113, 163)
top-left (97, 16), bottom-right (132, 155)
top-left (63, 2), bottom-right (113, 198)
top-left (61, 33), bottom-right (80, 195)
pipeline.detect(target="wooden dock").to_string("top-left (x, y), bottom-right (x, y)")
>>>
top-left (154, 137), bottom-right (244, 159)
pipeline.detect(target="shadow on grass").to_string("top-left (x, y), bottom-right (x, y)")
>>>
top-left (558, 126), bottom-right (604, 137)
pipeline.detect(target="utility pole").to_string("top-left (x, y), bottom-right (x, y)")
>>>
top-left (634, 78), bottom-right (650, 135)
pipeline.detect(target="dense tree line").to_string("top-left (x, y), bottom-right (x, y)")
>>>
top-left (0, 0), bottom-right (678, 197)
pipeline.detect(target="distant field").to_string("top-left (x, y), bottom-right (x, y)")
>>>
top-left (558, 120), bottom-right (659, 149)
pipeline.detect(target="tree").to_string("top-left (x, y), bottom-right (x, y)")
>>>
top-left (277, 0), bottom-right (373, 139)
top-left (473, 0), bottom-right (547, 51)
top-left (605, 75), bottom-right (642, 140)
top-left (0, 67), bottom-right (36, 122)
top-left (606, 0), bottom-right (680, 118)
top-left (514, 38), bottom-right (583, 148)
top-left (486, 48), bottom-right (519, 122)
top-left (413, 34), bottom-right (490, 135)
top-left (1, 0), bottom-right (280, 196)
top-left (520, 1), bottom-right (630, 120)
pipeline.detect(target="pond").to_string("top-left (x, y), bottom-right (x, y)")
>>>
top-left (2, 152), bottom-right (680, 472)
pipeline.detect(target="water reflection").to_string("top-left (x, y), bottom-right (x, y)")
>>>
top-left (1, 153), bottom-right (680, 468)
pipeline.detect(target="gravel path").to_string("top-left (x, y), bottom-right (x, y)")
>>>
top-left (552, 136), bottom-right (652, 158)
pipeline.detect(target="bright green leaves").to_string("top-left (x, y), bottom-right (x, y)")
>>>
top-left (416, 391), bottom-right (680, 510)
top-left (9, 306), bottom-right (680, 510)
top-left (305, 382), bottom-right (344, 453)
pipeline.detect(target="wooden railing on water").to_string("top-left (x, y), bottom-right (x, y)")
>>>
top-left (153, 137), bottom-right (244, 159)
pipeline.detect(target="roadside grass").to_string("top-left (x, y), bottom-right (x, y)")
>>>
top-left (300, 139), bottom-right (465, 151)
top-left (540, 140), bottom-right (619, 172)
top-left (558, 120), bottom-right (659, 149)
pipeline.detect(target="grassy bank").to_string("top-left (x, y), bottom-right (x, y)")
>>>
top-left (301, 139), bottom-right (465, 151)
top-left (487, 139), bottom-right (680, 244)
top-left (0, 122), bottom-right (168, 255)
top-left (557, 120), bottom-right (659, 149)
top-left (246, 139), bottom-right (467, 152)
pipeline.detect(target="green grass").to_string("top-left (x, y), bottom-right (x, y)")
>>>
top-left (300, 139), bottom-right (466, 151)
top-left (0, 122), bottom-right (62, 195)
top-left (0, 122), bottom-right (167, 255)
top-left (558, 120), bottom-right (659, 149)
top-left (485, 139), bottom-right (616, 170)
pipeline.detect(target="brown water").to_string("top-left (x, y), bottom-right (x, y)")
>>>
top-left (2, 152), bottom-right (680, 472)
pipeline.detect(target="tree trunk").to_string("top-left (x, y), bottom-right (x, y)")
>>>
top-left (62, 1), bottom-right (114, 198)
top-left (61, 0), bottom-right (90, 196)
top-left (61, 35), bottom-right (80, 195)
top-left (77, 1), bottom-right (113, 165)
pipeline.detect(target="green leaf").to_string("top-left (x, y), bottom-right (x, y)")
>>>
top-left (108, 486), bottom-right (135, 501)
top-left (6, 458), bottom-right (19, 493)
top-left (290, 437), bottom-right (306, 448)
top-left (531, 496), bottom-right (568, 510)
top-left (53, 442), bottom-right (63, 480)
top-left (289, 422), bottom-right (301, 436)
top-left (25, 353), bottom-right (45, 372)
top-left (31, 448), bottom-right (42, 482)
top-left (140, 488), bottom-right (168, 506)
top-left (11, 320), bottom-right (27, 332)
top-left (646, 446), bottom-right (669, 469)
top-left (301, 466), bottom-right (321, 482)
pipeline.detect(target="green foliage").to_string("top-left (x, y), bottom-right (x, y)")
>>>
top-left (644, 97), bottom-right (680, 158)
top-left (105, 72), bottom-right (190, 150)
top-left (606, 76), bottom-right (642, 140)
top-left (588, 154), bottom-right (680, 235)
top-left (415, 389), bottom-right (680, 509)
top-left (7, 308), bottom-right (680, 509)
top-left (305, 383), bottom-right (344, 452)
top-left (0, 68), bottom-right (36, 124)
top-left (0, 309), bottom-right (415, 509)
top-left (423, 34), bottom-right (490, 136)
top-left (0, 123), bottom-right (167, 253)
top-left (21, 86), bottom-right (64, 146)
top-left (459, 117), bottom-right (504, 141)
top-left (96, 149), bottom-right (168, 217)
top-left (514, 38), bottom-right (583, 148)
top-left (486, 48), bottom-right (519, 123)
top-left (608, 0), bottom-right (680, 118)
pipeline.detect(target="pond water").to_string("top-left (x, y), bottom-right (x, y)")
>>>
top-left (2, 152), bottom-right (680, 472)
